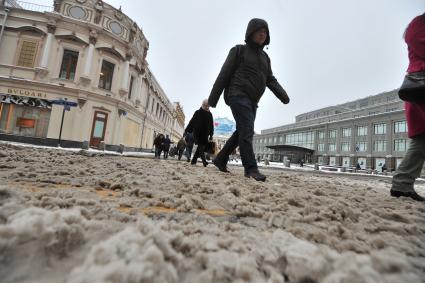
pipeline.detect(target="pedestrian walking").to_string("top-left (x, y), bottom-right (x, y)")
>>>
top-left (208, 18), bottom-right (290, 181)
top-left (184, 132), bottom-right (194, 162)
top-left (185, 99), bottom-right (214, 167)
top-left (153, 134), bottom-right (164, 159)
top-left (391, 13), bottom-right (425, 202)
top-left (163, 135), bottom-right (171, 159)
top-left (177, 137), bottom-right (186, 160)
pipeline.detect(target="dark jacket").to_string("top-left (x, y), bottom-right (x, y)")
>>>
top-left (208, 18), bottom-right (289, 107)
top-left (185, 108), bottom-right (214, 145)
top-left (185, 132), bottom-right (194, 147)
top-left (163, 137), bottom-right (171, 151)
top-left (177, 138), bottom-right (186, 150)
top-left (153, 135), bottom-right (164, 148)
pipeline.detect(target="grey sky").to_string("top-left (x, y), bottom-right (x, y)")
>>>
top-left (37, 0), bottom-right (424, 132)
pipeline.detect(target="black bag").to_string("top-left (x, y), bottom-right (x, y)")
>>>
top-left (398, 71), bottom-right (425, 103)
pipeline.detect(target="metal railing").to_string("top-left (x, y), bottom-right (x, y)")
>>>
top-left (5, 0), bottom-right (53, 12)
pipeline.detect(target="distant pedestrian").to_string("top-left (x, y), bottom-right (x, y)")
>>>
top-left (391, 13), bottom-right (425, 202)
top-left (176, 137), bottom-right (186, 160)
top-left (299, 159), bottom-right (304, 167)
top-left (163, 135), bottom-right (171, 159)
top-left (208, 18), bottom-right (290, 181)
top-left (185, 99), bottom-right (214, 167)
top-left (153, 134), bottom-right (164, 159)
top-left (184, 132), bottom-right (194, 162)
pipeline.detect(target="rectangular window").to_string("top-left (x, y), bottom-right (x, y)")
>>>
top-left (328, 143), bottom-right (336, 152)
top-left (357, 126), bottom-right (368, 136)
top-left (373, 140), bottom-right (387, 152)
top-left (98, 60), bottom-right (115, 90)
top-left (355, 141), bottom-right (367, 152)
top-left (59, 50), bottom-right (79, 80)
top-left (394, 121), bottom-right (407, 133)
top-left (329, 129), bottom-right (337, 139)
top-left (128, 76), bottom-right (134, 99)
top-left (317, 143), bottom-right (325, 152)
top-left (17, 40), bottom-right (38, 67)
top-left (285, 131), bottom-right (314, 149)
top-left (394, 139), bottom-right (408, 152)
top-left (341, 142), bottom-right (350, 152)
top-left (374, 123), bottom-right (386, 135)
top-left (341, 128), bottom-right (352, 137)
top-left (318, 131), bottom-right (325, 139)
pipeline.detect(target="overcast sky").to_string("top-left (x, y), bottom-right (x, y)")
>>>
top-left (36, 0), bottom-right (424, 132)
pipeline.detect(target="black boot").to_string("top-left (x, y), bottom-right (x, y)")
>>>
top-left (390, 189), bottom-right (424, 202)
top-left (245, 170), bottom-right (266, 182)
top-left (213, 159), bottom-right (229, 173)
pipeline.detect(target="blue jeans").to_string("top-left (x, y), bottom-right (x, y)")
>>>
top-left (215, 95), bottom-right (257, 173)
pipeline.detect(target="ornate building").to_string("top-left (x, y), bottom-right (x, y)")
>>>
top-left (0, 0), bottom-right (184, 151)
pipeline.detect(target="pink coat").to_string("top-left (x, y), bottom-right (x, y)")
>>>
top-left (404, 14), bottom-right (425, 138)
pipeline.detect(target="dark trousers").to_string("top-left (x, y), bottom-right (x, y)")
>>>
top-left (191, 144), bottom-right (207, 165)
top-left (163, 149), bottom-right (169, 159)
top-left (178, 148), bottom-right (185, 160)
top-left (215, 96), bottom-right (257, 173)
top-left (185, 145), bottom-right (193, 161)
top-left (155, 147), bottom-right (162, 159)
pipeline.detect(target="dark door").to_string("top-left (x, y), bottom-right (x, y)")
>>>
top-left (90, 111), bottom-right (108, 148)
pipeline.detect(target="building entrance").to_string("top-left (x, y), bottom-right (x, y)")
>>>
top-left (90, 111), bottom-right (108, 148)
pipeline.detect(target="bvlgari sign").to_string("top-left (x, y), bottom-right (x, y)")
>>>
top-left (6, 88), bottom-right (48, 98)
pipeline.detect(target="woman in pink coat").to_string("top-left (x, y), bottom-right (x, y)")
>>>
top-left (391, 13), bottom-right (425, 202)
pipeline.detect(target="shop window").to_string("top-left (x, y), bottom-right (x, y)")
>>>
top-left (98, 60), bottom-right (115, 91)
top-left (0, 103), bottom-right (51, 138)
top-left (59, 50), bottom-right (79, 80)
top-left (17, 40), bottom-right (39, 68)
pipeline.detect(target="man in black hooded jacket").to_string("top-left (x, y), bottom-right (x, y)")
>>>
top-left (208, 18), bottom-right (290, 181)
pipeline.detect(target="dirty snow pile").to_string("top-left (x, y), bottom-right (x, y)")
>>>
top-left (0, 143), bottom-right (424, 283)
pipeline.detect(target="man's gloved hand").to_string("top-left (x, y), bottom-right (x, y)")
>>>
top-left (281, 92), bottom-right (290, 104)
top-left (207, 98), bottom-right (216, 108)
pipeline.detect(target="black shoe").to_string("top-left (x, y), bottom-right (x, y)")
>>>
top-left (203, 161), bottom-right (208, 167)
top-left (213, 159), bottom-right (229, 173)
top-left (390, 189), bottom-right (425, 202)
top-left (245, 171), bottom-right (266, 182)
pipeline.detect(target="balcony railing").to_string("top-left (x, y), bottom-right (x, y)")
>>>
top-left (5, 0), bottom-right (53, 12)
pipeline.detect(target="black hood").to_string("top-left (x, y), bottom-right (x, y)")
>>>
top-left (245, 18), bottom-right (270, 46)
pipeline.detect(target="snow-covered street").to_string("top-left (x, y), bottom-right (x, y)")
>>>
top-left (1, 143), bottom-right (424, 283)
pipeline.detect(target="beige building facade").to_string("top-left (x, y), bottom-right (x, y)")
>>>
top-left (0, 0), bottom-right (184, 151)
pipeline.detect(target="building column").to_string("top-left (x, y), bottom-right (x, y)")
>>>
top-left (119, 54), bottom-right (131, 96)
top-left (350, 156), bottom-right (357, 168)
top-left (386, 156), bottom-right (395, 172)
top-left (335, 155), bottom-right (342, 166)
top-left (36, 21), bottom-right (56, 76)
top-left (80, 30), bottom-right (97, 85)
top-left (366, 155), bottom-right (373, 170)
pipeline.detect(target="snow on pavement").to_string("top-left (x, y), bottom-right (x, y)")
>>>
top-left (0, 143), bottom-right (424, 283)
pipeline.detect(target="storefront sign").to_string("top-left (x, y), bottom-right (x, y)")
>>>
top-left (0, 94), bottom-right (52, 109)
top-left (6, 88), bottom-right (48, 99)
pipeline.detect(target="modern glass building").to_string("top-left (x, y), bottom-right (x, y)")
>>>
top-left (254, 90), bottom-right (409, 171)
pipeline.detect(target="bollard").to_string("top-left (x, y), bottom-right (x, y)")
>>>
top-left (99, 141), bottom-right (105, 151)
top-left (117, 144), bottom-right (125, 154)
top-left (314, 163), bottom-right (319, 170)
top-left (285, 160), bottom-right (290, 168)
top-left (81, 141), bottom-right (89, 150)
